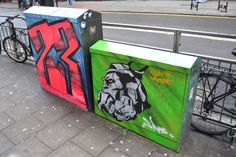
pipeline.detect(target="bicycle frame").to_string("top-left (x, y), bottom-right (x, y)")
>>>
top-left (201, 72), bottom-right (236, 110)
top-left (193, 70), bottom-right (235, 127)
top-left (7, 19), bottom-right (17, 40)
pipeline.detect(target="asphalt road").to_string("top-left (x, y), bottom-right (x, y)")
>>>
top-left (102, 12), bottom-right (236, 60)
top-left (103, 12), bottom-right (236, 34)
top-left (0, 8), bottom-right (236, 60)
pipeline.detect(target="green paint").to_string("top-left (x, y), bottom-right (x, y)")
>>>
top-left (90, 40), bottom-right (201, 152)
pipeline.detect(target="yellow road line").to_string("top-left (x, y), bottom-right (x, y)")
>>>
top-left (101, 11), bottom-right (236, 20)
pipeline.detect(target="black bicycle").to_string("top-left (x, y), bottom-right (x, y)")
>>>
top-left (1, 15), bottom-right (31, 63)
top-left (191, 48), bottom-right (236, 144)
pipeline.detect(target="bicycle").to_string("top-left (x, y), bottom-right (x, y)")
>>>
top-left (1, 15), bottom-right (31, 63)
top-left (191, 48), bottom-right (236, 145)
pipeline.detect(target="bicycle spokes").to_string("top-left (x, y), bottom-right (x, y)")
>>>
top-left (192, 72), bottom-right (236, 136)
top-left (3, 37), bottom-right (27, 63)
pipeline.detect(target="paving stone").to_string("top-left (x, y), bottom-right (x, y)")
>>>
top-left (0, 137), bottom-right (51, 157)
top-left (37, 119), bottom-right (79, 150)
top-left (53, 95), bottom-right (79, 112)
top-left (136, 131), bottom-right (192, 157)
top-left (0, 72), bottom-right (35, 92)
top-left (125, 130), bottom-right (183, 157)
top-left (63, 111), bottom-right (100, 131)
top-left (202, 135), bottom-right (236, 157)
top-left (149, 150), bottom-right (181, 157)
top-left (124, 130), bottom-right (161, 150)
top-left (30, 92), bottom-right (57, 106)
top-left (71, 123), bottom-right (120, 156)
top-left (5, 100), bottom-right (44, 121)
top-left (0, 77), bottom-right (15, 88)
top-left (47, 141), bottom-right (92, 157)
top-left (8, 79), bottom-right (39, 95)
top-left (10, 90), bottom-right (40, 104)
top-left (98, 146), bottom-right (130, 157)
top-left (54, 97), bottom-right (80, 111)
top-left (102, 119), bottom-right (126, 135)
top-left (2, 116), bottom-right (45, 144)
top-left (0, 98), bottom-right (15, 112)
top-left (0, 86), bottom-right (27, 101)
top-left (0, 132), bottom-right (14, 154)
top-left (180, 129), bottom-right (211, 156)
top-left (9, 88), bottom-right (54, 107)
top-left (0, 112), bottom-right (14, 131)
top-left (33, 102), bottom-right (70, 125)
top-left (110, 135), bottom-right (155, 157)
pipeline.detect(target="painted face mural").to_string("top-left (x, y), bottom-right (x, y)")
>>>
top-left (98, 62), bottom-right (151, 121)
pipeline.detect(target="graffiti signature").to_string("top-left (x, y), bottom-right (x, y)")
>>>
top-left (142, 116), bottom-right (168, 134)
top-left (149, 70), bottom-right (172, 85)
top-left (142, 116), bottom-right (175, 138)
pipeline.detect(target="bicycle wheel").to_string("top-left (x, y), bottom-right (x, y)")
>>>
top-left (3, 37), bottom-right (27, 63)
top-left (191, 72), bottom-right (233, 135)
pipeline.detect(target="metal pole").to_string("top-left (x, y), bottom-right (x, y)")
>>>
top-left (173, 30), bottom-right (181, 53)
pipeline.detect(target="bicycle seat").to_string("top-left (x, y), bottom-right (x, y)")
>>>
top-left (232, 48), bottom-right (236, 57)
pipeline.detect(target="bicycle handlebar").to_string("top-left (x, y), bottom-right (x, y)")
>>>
top-left (6, 14), bottom-right (20, 21)
top-left (0, 14), bottom-right (25, 23)
top-left (0, 14), bottom-right (23, 25)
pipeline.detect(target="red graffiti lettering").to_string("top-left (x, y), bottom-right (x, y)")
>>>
top-left (28, 19), bottom-right (86, 110)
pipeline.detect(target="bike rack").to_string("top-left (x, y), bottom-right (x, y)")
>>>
top-left (218, 0), bottom-right (229, 12)
top-left (190, 0), bottom-right (200, 11)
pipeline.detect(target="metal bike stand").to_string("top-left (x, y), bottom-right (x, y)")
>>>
top-left (190, 0), bottom-right (200, 11)
top-left (218, 0), bottom-right (229, 12)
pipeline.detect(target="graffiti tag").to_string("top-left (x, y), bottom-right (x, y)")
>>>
top-left (149, 70), bottom-right (172, 85)
top-left (28, 19), bottom-right (85, 105)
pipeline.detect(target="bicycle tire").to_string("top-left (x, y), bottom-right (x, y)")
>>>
top-left (3, 37), bottom-right (27, 63)
top-left (191, 72), bottom-right (233, 135)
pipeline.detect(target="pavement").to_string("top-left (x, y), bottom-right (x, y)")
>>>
top-left (0, 0), bottom-right (236, 17)
top-left (0, 0), bottom-right (236, 157)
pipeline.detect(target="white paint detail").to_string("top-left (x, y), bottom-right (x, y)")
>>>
top-left (22, 128), bottom-right (28, 132)
top-left (142, 116), bottom-right (169, 135)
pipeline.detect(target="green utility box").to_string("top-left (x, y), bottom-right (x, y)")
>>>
top-left (90, 40), bottom-right (201, 151)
